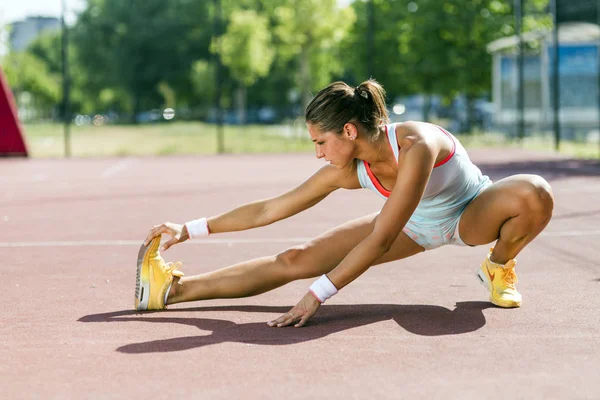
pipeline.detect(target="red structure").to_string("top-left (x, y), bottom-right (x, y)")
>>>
top-left (0, 67), bottom-right (28, 157)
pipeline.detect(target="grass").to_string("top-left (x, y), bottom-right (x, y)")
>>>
top-left (457, 132), bottom-right (600, 159)
top-left (20, 121), bottom-right (600, 159)
top-left (22, 121), bottom-right (314, 158)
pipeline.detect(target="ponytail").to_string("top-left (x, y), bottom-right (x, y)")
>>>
top-left (305, 79), bottom-right (389, 140)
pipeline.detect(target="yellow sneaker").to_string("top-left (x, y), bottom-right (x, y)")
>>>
top-left (134, 235), bottom-right (184, 311)
top-left (476, 248), bottom-right (522, 308)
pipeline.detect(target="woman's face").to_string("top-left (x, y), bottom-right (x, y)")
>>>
top-left (307, 123), bottom-right (356, 169)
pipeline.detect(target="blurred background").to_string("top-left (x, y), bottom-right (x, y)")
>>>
top-left (0, 0), bottom-right (599, 158)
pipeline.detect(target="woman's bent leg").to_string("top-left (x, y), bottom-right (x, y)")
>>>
top-left (458, 174), bottom-right (554, 263)
top-left (456, 174), bottom-right (553, 307)
top-left (168, 213), bottom-right (424, 305)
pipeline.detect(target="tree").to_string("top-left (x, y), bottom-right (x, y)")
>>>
top-left (341, 0), bottom-right (414, 97)
top-left (213, 9), bottom-right (275, 124)
top-left (342, 0), bottom-right (551, 131)
top-left (399, 0), bottom-right (478, 122)
top-left (273, 0), bottom-right (356, 111)
top-left (1, 51), bottom-right (61, 118)
top-left (71, 0), bottom-right (212, 121)
top-left (435, 0), bottom-right (550, 132)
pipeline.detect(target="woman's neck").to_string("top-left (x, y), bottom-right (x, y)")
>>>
top-left (355, 126), bottom-right (391, 166)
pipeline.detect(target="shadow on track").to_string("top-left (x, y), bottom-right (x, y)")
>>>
top-left (478, 158), bottom-right (600, 181)
top-left (79, 301), bottom-right (496, 354)
top-left (552, 209), bottom-right (600, 220)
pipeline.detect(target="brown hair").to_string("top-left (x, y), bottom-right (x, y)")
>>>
top-left (305, 79), bottom-right (389, 141)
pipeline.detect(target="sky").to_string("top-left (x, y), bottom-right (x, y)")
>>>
top-left (1, 0), bottom-right (87, 26)
top-left (0, 0), bottom-right (351, 56)
top-left (2, 0), bottom-right (355, 26)
top-left (1, 0), bottom-right (355, 26)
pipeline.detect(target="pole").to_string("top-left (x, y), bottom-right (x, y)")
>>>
top-left (214, 0), bottom-right (224, 154)
top-left (515, 0), bottom-right (525, 141)
top-left (61, 0), bottom-right (71, 157)
top-left (597, 0), bottom-right (600, 158)
top-left (550, 0), bottom-right (561, 151)
top-left (367, 0), bottom-right (374, 78)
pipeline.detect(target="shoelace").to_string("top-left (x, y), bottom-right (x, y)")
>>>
top-left (165, 261), bottom-right (182, 274)
top-left (502, 266), bottom-right (518, 289)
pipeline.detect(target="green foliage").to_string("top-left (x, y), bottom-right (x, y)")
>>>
top-left (24, 29), bottom-right (96, 116)
top-left (341, 0), bottom-right (412, 94)
top-left (6, 0), bottom-right (557, 129)
top-left (343, 0), bottom-right (550, 101)
top-left (273, 0), bottom-right (356, 108)
top-left (190, 60), bottom-right (216, 108)
top-left (214, 10), bottom-right (274, 87)
top-left (1, 51), bottom-right (61, 108)
top-left (71, 0), bottom-right (212, 118)
top-left (26, 32), bottom-right (62, 74)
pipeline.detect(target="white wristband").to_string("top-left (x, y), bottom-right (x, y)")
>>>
top-left (309, 275), bottom-right (338, 304)
top-left (185, 217), bottom-right (210, 239)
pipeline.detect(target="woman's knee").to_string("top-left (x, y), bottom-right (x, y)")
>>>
top-left (275, 245), bottom-right (316, 281)
top-left (515, 175), bottom-right (554, 224)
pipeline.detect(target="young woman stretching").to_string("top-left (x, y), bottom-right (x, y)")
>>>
top-left (135, 79), bottom-right (554, 328)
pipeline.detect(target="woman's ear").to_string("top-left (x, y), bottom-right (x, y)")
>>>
top-left (343, 122), bottom-right (358, 141)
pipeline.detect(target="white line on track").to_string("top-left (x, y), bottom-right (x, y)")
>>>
top-left (540, 230), bottom-right (600, 237)
top-left (0, 231), bottom-right (599, 248)
top-left (102, 159), bottom-right (135, 178)
top-left (0, 238), bottom-right (313, 248)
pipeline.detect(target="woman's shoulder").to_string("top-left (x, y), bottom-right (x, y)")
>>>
top-left (393, 120), bottom-right (428, 136)
top-left (319, 162), bottom-right (361, 190)
top-left (393, 121), bottom-right (457, 165)
top-left (393, 121), bottom-right (426, 149)
top-left (394, 121), bottom-right (447, 148)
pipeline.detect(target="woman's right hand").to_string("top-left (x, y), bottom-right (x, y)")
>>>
top-left (144, 222), bottom-right (189, 251)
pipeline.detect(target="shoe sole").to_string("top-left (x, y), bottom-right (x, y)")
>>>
top-left (134, 236), bottom-right (160, 311)
top-left (475, 268), bottom-right (521, 308)
top-left (476, 268), bottom-right (492, 292)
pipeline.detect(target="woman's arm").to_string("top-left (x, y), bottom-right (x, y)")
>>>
top-left (327, 127), bottom-right (437, 288)
top-left (145, 164), bottom-right (359, 249)
top-left (207, 163), bottom-right (359, 233)
top-left (269, 124), bottom-right (440, 327)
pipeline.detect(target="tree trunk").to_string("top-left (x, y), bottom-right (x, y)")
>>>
top-left (465, 93), bottom-right (475, 134)
top-left (300, 44), bottom-right (311, 116)
top-left (132, 93), bottom-right (141, 124)
top-left (422, 94), bottom-right (431, 122)
top-left (236, 85), bottom-right (246, 125)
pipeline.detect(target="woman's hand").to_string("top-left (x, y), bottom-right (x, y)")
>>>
top-left (144, 222), bottom-right (190, 251)
top-left (267, 292), bottom-right (321, 328)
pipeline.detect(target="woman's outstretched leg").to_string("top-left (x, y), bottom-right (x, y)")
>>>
top-left (166, 212), bottom-right (424, 305)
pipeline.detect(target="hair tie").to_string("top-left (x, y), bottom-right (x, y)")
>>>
top-left (355, 86), bottom-right (368, 99)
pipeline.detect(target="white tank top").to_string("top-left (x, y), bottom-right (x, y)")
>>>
top-left (356, 123), bottom-right (485, 205)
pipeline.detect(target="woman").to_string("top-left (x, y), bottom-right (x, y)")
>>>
top-left (135, 79), bottom-right (554, 328)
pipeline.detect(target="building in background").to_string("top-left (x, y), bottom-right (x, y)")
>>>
top-left (488, 22), bottom-right (600, 141)
top-left (9, 16), bottom-right (60, 52)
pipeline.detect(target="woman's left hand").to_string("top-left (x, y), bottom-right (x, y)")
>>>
top-left (268, 292), bottom-right (321, 328)
top-left (144, 222), bottom-right (189, 251)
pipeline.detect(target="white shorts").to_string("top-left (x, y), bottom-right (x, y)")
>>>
top-left (402, 176), bottom-right (493, 250)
